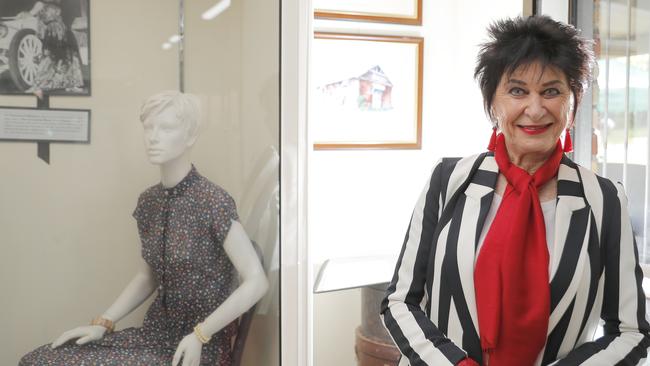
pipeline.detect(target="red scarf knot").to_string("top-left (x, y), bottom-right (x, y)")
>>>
top-left (508, 169), bottom-right (533, 193)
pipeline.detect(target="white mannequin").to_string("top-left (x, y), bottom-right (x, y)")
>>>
top-left (50, 91), bottom-right (269, 366)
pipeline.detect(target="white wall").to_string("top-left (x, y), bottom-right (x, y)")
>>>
top-left (539, 0), bottom-right (569, 24)
top-left (314, 289), bottom-right (361, 366)
top-left (310, 0), bottom-right (523, 266)
top-left (310, 1), bottom-right (522, 365)
top-left (0, 1), bottom-right (279, 365)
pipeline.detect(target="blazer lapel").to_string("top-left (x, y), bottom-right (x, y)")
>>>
top-left (547, 156), bottom-right (591, 334)
top-left (458, 154), bottom-right (498, 339)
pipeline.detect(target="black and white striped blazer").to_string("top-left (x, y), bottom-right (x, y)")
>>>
top-left (381, 152), bottom-right (650, 365)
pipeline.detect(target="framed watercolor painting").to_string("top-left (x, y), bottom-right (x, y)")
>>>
top-left (314, 0), bottom-right (422, 25)
top-left (312, 33), bottom-right (423, 150)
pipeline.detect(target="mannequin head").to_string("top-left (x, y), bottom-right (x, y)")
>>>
top-left (139, 91), bottom-right (201, 165)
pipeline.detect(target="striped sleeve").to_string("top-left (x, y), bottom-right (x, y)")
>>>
top-left (554, 180), bottom-right (650, 365)
top-left (380, 160), bottom-right (468, 366)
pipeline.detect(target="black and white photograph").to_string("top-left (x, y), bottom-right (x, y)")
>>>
top-left (0, 0), bottom-right (90, 95)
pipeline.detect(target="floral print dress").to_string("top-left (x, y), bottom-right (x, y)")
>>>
top-left (20, 166), bottom-right (239, 365)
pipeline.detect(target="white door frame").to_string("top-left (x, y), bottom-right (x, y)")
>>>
top-left (280, 0), bottom-right (313, 365)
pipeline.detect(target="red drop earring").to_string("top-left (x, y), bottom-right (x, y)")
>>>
top-left (563, 129), bottom-right (573, 153)
top-left (487, 126), bottom-right (497, 152)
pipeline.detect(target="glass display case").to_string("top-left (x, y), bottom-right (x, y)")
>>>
top-left (0, 0), bottom-right (279, 365)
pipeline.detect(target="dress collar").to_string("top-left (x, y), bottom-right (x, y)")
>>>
top-left (158, 165), bottom-right (199, 197)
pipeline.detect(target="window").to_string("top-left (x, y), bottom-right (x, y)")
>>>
top-left (576, 0), bottom-right (650, 263)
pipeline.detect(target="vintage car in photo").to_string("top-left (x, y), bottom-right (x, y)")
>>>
top-left (0, 12), bottom-right (88, 92)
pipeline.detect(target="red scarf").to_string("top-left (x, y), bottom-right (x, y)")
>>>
top-left (473, 134), bottom-right (562, 365)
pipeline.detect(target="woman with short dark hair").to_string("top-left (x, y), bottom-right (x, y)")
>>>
top-left (381, 15), bottom-right (650, 366)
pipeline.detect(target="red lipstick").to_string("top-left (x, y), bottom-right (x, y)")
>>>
top-left (519, 124), bottom-right (551, 135)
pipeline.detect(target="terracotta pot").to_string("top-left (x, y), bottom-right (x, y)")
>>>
top-left (355, 327), bottom-right (400, 366)
top-left (356, 284), bottom-right (400, 366)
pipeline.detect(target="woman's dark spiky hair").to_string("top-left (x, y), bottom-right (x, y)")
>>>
top-left (474, 15), bottom-right (594, 121)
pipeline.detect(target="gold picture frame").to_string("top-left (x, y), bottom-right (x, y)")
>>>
top-left (314, 0), bottom-right (422, 25)
top-left (312, 33), bottom-right (423, 150)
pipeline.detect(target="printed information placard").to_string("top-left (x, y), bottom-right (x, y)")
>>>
top-left (0, 107), bottom-right (90, 142)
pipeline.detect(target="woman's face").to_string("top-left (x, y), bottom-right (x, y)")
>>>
top-left (491, 62), bottom-right (573, 161)
top-left (142, 107), bottom-right (190, 165)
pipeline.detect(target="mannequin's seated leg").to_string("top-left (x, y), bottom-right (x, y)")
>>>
top-left (19, 343), bottom-right (175, 366)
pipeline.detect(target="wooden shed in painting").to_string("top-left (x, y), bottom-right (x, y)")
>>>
top-left (317, 65), bottom-right (394, 112)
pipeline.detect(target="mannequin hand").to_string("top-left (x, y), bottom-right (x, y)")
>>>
top-left (51, 325), bottom-right (107, 348)
top-left (172, 333), bottom-right (203, 366)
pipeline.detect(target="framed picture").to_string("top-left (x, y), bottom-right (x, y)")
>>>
top-left (0, 0), bottom-right (91, 96)
top-left (314, 0), bottom-right (422, 25)
top-left (312, 33), bottom-right (423, 150)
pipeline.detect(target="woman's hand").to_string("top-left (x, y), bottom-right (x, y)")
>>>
top-left (51, 325), bottom-right (107, 348)
top-left (457, 357), bottom-right (480, 366)
top-left (172, 333), bottom-right (203, 366)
